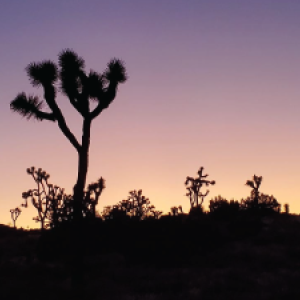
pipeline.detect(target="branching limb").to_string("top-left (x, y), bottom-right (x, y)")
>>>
top-left (10, 93), bottom-right (56, 121)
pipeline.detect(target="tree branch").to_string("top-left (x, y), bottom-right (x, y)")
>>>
top-left (42, 84), bottom-right (81, 151)
top-left (57, 117), bottom-right (81, 152)
top-left (10, 93), bottom-right (56, 121)
top-left (90, 81), bottom-right (118, 119)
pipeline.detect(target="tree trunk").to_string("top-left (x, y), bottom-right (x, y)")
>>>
top-left (73, 118), bottom-right (91, 220)
top-left (71, 118), bottom-right (91, 295)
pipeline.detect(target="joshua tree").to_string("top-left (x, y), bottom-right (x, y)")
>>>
top-left (10, 50), bottom-right (127, 224)
top-left (185, 167), bottom-right (215, 209)
top-left (10, 207), bottom-right (21, 228)
top-left (245, 175), bottom-right (262, 209)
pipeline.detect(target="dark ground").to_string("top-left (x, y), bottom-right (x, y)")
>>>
top-left (1, 213), bottom-right (300, 300)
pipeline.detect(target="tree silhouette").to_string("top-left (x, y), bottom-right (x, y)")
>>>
top-left (82, 177), bottom-right (105, 219)
top-left (21, 167), bottom-right (68, 229)
top-left (10, 207), bottom-right (21, 228)
top-left (241, 193), bottom-right (280, 213)
top-left (243, 175), bottom-right (280, 213)
top-left (10, 50), bottom-right (126, 223)
top-left (21, 167), bottom-right (105, 229)
top-left (120, 190), bottom-right (157, 220)
top-left (169, 206), bottom-right (183, 216)
top-left (245, 175), bottom-right (262, 209)
top-left (185, 167), bottom-right (215, 209)
top-left (10, 50), bottom-right (126, 293)
top-left (103, 190), bottom-right (160, 221)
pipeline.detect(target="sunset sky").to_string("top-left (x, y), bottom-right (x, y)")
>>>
top-left (0, 0), bottom-right (299, 228)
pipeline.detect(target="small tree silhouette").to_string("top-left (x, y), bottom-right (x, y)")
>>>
top-left (245, 175), bottom-right (262, 209)
top-left (21, 167), bottom-right (105, 229)
top-left (169, 206), bottom-right (183, 216)
top-left (21, 167), bottom-right (65, 229)
top-left (241, 193), bottom-right (280, 213)
top-left (120, 190), bottom-right (157, 220)
top-left (185, 167), bottom-right (215, 209)
top-left (243, 175), bottom-right (280, 213)
top-left (103, 190), bottom-right (159, 221)
top-left (284, 203), bottom-right (290, 214)
top-left (10, 207), bottom-right (21, 228)
top-left (82, 178), bottom-right (105, 219)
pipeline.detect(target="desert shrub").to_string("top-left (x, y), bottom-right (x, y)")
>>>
top-left (209, 196), bottom-right (240, 219)
top-left (103, 190), bottom-right (161, 221)
top-left (241, 193), bottom-right (280, 215)
top-left (189, 205), bottom-right (205, 218)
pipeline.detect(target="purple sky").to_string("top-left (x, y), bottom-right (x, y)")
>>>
top-left (1, 0), bottom-right (300, 227)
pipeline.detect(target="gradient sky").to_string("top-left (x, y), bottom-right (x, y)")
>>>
top-left (1, 0), bottom-right (300, 228)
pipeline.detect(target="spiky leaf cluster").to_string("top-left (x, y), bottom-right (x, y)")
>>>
top-left (10, 49), bottom-right (127, 123)
top-left (26, 61), bottom-right (58, 86)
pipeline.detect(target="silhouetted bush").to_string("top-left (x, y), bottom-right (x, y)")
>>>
top-left (21, 167), bottom-right (105, 229)
top-left (101, 205), bottom-right (130, 221)
top-left (209, 196), bottom-right (240, 219)
top-left (243, 174), bottom-right (281, 215)
top-left (189, 205), bottom-right (206, 218)
top-left (241, 193), bottom-right (280, 215)
top-left (169, 206), bottom-right (183, 216)
top-left (102, 190), bottom-right (161, 221)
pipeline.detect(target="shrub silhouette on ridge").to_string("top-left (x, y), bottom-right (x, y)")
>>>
top-left (209, 196), bottom-right (240, 218)
top-left (243, 175), bottom-right (280, 213)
